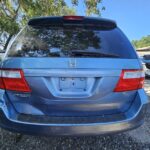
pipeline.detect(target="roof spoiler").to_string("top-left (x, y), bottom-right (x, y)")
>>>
top-left (28, 16), bottom-right (117, 30)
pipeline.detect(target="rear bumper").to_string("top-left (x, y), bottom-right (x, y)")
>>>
top-left (0, 89), bottom-right (149, 136)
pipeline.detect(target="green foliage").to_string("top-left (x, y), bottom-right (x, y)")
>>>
top-left (71, 0), bottom-right (104, 16)
top-left (0, 0), bottom-right (76, 35)
top-left (0, 1), bottom-right (20, 33)
top-left (132, 35), bottom-right (150, 48)
top-left (19, 0), bottom-right (76, 24)
top-left (85, 0), bottom-right (102, 16)
top-left (0, 15), bottom-right (19, 34)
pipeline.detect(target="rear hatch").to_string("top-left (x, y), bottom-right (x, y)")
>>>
top-left (1, 16), bottom-right (142, 117)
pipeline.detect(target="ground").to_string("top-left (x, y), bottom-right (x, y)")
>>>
top-left (0, 80), bottom-right (150, 150)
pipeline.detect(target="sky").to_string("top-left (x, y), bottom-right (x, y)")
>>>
top-left (68, 0), bottom-right (150, 41)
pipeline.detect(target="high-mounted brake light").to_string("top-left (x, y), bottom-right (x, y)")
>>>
top-left (63, 16), bottom-right (84, 20)
top-left (0, 69), bottom-right (31, 92)
top-left (114, 69), bottom-right (145, 92)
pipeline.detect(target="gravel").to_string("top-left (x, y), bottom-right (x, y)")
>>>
top-left (0, 80), bottom-right (150, 150)
top-left (0, 131), bottom-right (150, 150)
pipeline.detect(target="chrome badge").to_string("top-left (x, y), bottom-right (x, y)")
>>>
top-left (69, 58), bottom-right (76, 68)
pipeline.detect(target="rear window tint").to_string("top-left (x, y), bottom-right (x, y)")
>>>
top-left (7, 26), bottom-right (137, 59)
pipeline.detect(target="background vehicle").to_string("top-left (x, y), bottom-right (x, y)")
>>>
top-left (0, 16), bottom-right (148, 136)
top-left (141, 55), bottom-right (150, 77)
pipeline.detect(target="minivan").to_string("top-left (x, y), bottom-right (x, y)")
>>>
top-left (0, 16), bottom-right (149, 136)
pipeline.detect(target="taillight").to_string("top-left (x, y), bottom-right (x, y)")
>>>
top-left (63, 16), bottom-right (84, 20)
top-left (114, 69), bottom-right (145, 92)
top-left (0, 69), bottom-right (31, 92)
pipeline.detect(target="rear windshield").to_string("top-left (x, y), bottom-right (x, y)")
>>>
top-left (7, 26), bottom-right (137, 59)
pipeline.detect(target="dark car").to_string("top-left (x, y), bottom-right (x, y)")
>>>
top-left (0, 16), bottom-right (149, 136)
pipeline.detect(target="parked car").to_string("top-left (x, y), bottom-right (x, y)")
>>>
top-left (141, 55), bottom-right (150, 78)
top-left (0, 16), bottom-right (149, 136)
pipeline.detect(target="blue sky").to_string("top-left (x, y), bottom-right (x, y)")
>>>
top-left (68, 0), bottom-right (150, 41)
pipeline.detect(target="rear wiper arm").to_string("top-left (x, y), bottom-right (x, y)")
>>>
top-left (70, 51), bottom-right (119, 58)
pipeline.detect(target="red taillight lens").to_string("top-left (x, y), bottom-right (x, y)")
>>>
top-left (63, 16), bottom-right (84, 20)
top-left (0, 77), bottom-right (5, 89)
top-left (114, 70), bottom-right (145, 92)
top-left (0, 69), bottom-right (31, 92)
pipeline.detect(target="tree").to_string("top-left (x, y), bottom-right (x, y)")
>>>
top-left (132, 35), bottom-right (150, 49)
top-left (71, 0), bottom-right (105, 16)
top-left (0, 0), bottom-right (104, 52)
top-left (0, 0), bottom-right (20, 51)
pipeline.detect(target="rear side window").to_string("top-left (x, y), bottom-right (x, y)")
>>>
top-left (7, 26), bottom-right (137, 59)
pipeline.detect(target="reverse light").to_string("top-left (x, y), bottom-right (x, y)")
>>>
top-left (114, 69), bottom-right (145, 92)
top-left (0, 69), bottom-right (31, 92)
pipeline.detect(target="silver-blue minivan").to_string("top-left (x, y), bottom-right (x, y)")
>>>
top-left (0, 16), bottom-right (149, 136)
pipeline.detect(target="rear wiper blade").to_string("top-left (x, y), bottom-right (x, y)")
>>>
top-left (70, 50), bottom-right (119, 58)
